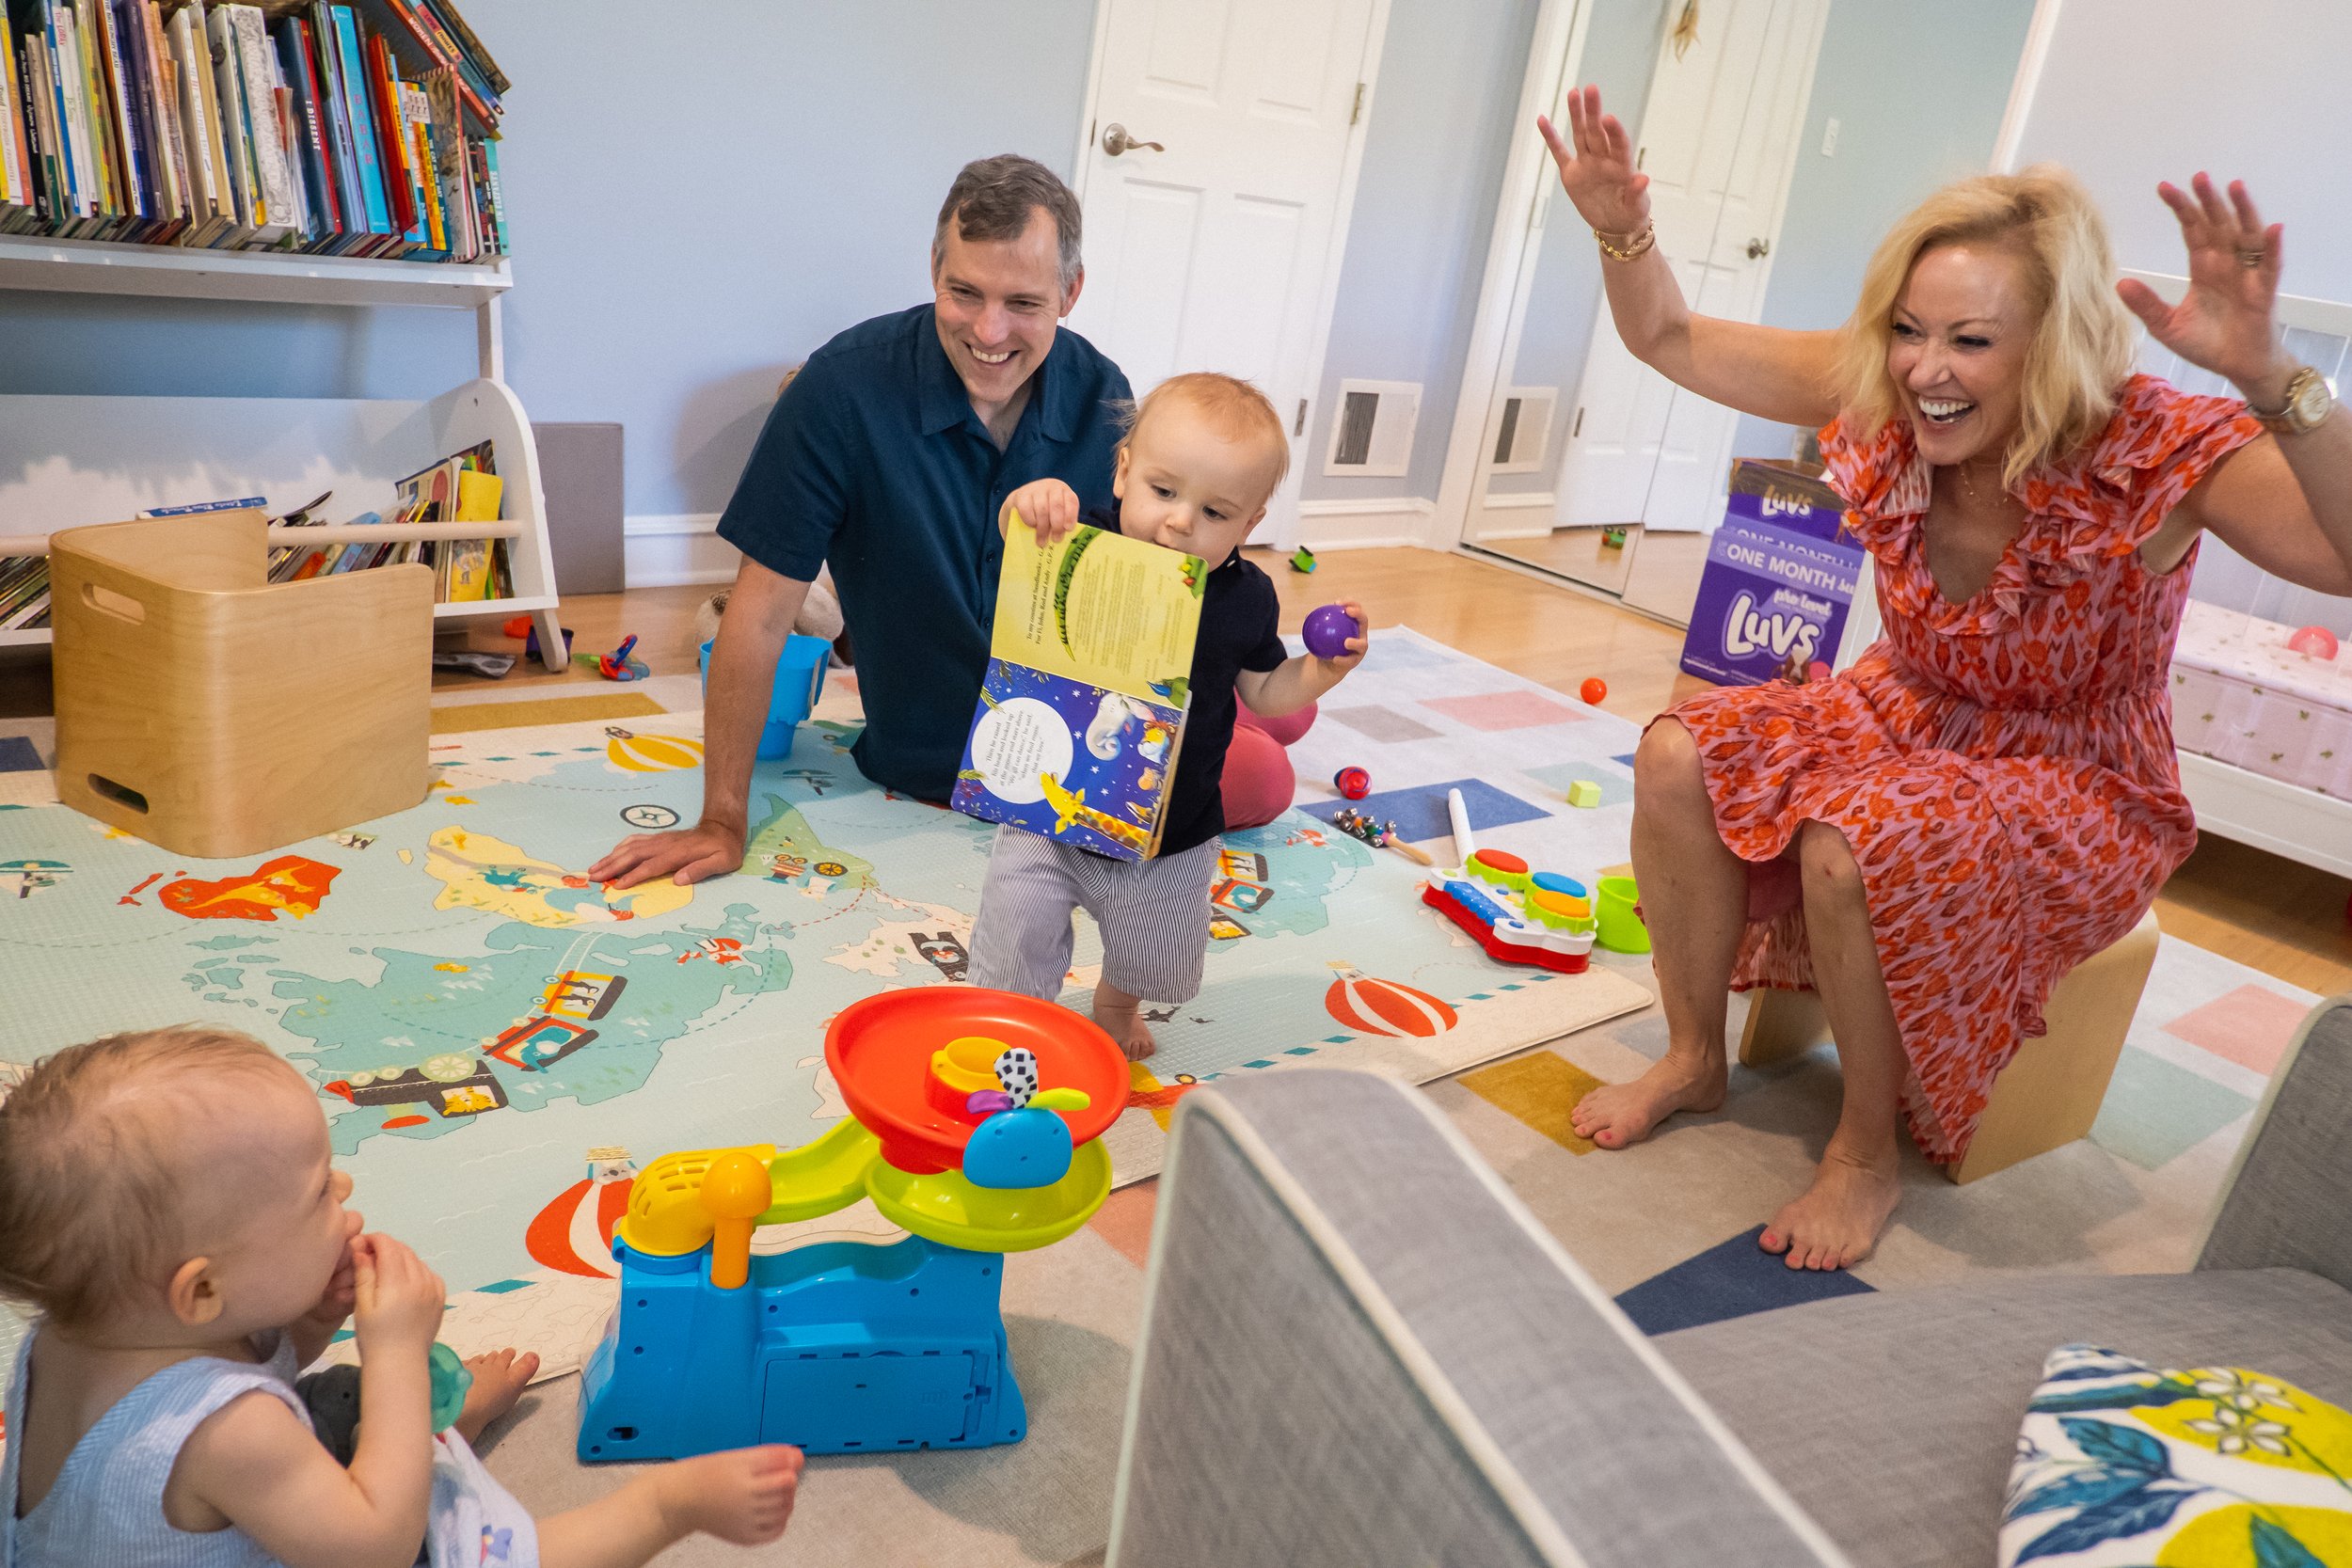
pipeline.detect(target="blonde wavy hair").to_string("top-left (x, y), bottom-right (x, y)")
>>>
top-left (1833, 164), bottom-right (2138, 487)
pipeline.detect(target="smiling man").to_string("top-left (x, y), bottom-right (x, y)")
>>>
top-left (593, 156), bottom-right (1132, 889)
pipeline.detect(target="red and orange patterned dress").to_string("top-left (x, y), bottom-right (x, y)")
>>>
top-left (1670, 374), bottom-right (2263, 1164)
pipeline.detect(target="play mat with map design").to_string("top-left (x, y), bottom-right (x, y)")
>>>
top-left (0, 700), bottom-right (1649, 1374)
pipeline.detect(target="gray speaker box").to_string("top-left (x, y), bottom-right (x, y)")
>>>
top-left (532, 422), bottom-right (625, 594)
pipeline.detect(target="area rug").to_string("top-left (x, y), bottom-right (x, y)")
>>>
top-left (0, 638), bottom-right (1652, 1379)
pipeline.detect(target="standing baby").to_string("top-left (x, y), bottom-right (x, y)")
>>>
top-left (969, 372), bottom-right (1370, 1058)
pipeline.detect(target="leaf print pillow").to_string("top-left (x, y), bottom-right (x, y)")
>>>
top-left (2000, 1344), bottom-right (2352, 1567)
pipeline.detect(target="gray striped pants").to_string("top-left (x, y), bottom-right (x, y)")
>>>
top-left (968, 828), bottom-right (1220, 1004)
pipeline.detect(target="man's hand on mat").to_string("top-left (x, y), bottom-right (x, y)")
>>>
top-left (1000, 478), bottom-right (1082, 544)
top-left (592, 820), bottom-right (747, 888)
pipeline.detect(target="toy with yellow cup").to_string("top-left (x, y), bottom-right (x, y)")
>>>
top-left (1416, 787), bottom-right (1649, 971)
top-left (576, 989), bottom-right (1127, 1461)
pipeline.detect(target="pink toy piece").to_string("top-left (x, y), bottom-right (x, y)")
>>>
top-left (1302, 604), bottom-right (1361, 660)
top-left (2288, 625), bottom-right (2340, 660)
top-left (1334, 766), bottom-right (1371, 800)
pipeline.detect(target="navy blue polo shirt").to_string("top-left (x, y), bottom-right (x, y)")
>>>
top-left (716, 305), bottom-right (1132, 800)
top-left (1083, 503), bottom-right (1288, 857)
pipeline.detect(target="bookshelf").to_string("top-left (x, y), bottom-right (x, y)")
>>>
top-left (0, 269), bottom-right (564, 666)
top-left (0, 230), bottom-right (510, 306)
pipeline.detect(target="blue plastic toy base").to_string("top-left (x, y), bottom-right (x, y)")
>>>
top-left (576, 1235), bottom-right (1026, 1461)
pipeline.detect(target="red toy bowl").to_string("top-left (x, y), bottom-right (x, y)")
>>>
top-left (824, 990), bottom-right (1129, 1175)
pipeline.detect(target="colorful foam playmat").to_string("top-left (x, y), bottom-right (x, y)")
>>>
top-left (0, 631), bottom-right (1657, 1373)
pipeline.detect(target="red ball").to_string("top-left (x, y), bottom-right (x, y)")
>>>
top-left (1579, 677), bottom-right (1608, 705)
top-left (2289, 625), bottom-right (2340, 660)
top-left (1333, 767), bottom-right (1371, 800)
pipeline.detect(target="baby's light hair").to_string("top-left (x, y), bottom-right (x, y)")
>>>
top-left (1120, 372), bottom-right (1293, 493)
top-left (0, 1026), bottom-right (302, 1329)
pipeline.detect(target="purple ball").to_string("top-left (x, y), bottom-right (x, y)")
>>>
top-left (1302, 604), bottom-right (1360, 660)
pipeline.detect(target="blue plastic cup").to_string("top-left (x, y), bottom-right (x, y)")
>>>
top-left (699, 634), bottom-right (831, 759)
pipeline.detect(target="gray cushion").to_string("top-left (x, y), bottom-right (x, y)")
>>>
top-left (2200, 997), bottom-right (2352, 1291)
top-left (1115, 1071), bottom-right (1839, 1567)
top-left (1656, 1268), bottom-right (2352, 1568)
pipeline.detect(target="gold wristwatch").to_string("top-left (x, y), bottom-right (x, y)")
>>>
top-left (2249, 364), bottom-right (2334, 436)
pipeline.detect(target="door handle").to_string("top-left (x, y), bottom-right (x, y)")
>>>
top-left (1102, 123), bottom-right (1166, 157)
top-left (1746, 237), bottom-right (1770, 259)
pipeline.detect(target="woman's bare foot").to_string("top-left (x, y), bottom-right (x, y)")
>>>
top-left (655, 1445), bottom-right (805, 1545)
top-left (1568, 1048), bottom-right (1726, 1148)
top-left (1759, 1142), bottom-right (1902, 1271)
top-left (1093, 984), bottom-right (1157, 1061)
top-left (453, 1348), bottom-right (540, 1445)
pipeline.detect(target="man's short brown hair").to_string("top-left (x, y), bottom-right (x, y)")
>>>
top-left (932, 154), bottom-right (1084, 296)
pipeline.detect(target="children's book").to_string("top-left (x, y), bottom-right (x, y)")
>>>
top-left (951, 517), bottom-right (1206, 862)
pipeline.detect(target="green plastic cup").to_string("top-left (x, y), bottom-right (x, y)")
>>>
top-left (1596, 875), bottom-right (1649, 954)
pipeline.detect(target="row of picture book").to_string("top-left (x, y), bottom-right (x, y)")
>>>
top-left (0, 437), bottom-right (509, 630)
top-left (0, 0), bottom-right (508, 261)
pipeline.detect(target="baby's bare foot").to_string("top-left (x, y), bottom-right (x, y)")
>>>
top-left (657, 1445), bottom-right (805, 1546)
top-left (1092, 988), bottom-right (1158, 1061)
top-left (453, 1348), bottom-right (539, 1445)
top-left (1567, 1048), bottom-right (1726, 1149)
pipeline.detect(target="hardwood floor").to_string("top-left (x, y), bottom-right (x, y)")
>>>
top-left (14, 546), bottom-right (2350, 992)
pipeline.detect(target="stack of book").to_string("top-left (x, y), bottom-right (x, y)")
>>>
top-left (0, 0), bottom-right (509, 261)
top-left (0, 551), bottom-right (50, 628)
top-left (266, 439), bottom-right (509, 602)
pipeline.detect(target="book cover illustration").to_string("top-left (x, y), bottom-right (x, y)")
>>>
top-left (952, 520), bottom-right (1205, 862)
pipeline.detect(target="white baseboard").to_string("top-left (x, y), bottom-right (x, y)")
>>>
top-left (1294, 496), bottom-right (1439, 550)
top-left (625, 513), bottom-right (738, 588)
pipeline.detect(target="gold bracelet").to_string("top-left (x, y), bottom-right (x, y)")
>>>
top-left (1595, 223), bottom-right (1656, 262)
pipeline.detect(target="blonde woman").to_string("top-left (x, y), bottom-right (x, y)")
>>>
top-left (1542, 85), bottom-right (2352, 1269)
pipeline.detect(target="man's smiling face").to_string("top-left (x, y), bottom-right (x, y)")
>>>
top-left (932, 208), bottom-right (1080, 416)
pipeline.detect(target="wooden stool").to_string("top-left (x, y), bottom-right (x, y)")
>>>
top-left (51, 511), bottom-right (434, 858)
top-left (1738, 907), bottom-right (2162, 1183)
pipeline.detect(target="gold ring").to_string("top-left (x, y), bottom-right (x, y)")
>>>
top-left (2236, 247), bottom-right (2266, 268)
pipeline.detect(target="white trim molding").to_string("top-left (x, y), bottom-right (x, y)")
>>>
top-left (623, 513), bottom-right (737, 589)
top-left (1292, 495), bottom-right (1440, 550)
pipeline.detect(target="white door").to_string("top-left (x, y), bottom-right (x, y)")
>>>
top-left (1069, 0), bottom-right (1379, 543)
top-left (1554, 0), bottom-right (1825, 531)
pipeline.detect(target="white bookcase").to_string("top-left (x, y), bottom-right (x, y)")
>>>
top-left (0, 238), bottom-right (565, 669)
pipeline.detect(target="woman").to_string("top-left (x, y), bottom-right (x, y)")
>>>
top-left (1542, 86), bottom-right (2352, 1270)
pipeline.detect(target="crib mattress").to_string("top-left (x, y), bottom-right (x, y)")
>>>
top-left (2170, 598), bottom-right (2352, 797)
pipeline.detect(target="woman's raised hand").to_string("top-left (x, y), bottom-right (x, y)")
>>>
top-left (2116, 174), bottom-right (2291, 395)
top-left (1537, 85), bottom-right (1651, 237)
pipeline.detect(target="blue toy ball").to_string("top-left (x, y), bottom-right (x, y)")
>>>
top-left (964, 1106), bottom-right (1074, 1190)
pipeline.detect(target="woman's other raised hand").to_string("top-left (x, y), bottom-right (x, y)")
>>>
top-left (2117, 174), bottom-right (2292, 396)
top-left (1537, 85), bottom-right (1652, 237)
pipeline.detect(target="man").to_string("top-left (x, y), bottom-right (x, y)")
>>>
top-left (592, 155), bottom-right (1132, 889)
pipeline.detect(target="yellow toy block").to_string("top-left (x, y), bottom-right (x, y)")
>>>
top-left (1565, 780), bottom-right (1602, 809)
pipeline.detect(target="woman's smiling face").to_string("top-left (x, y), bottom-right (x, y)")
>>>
top-left (1886, 242), bottom-right (2039, 471)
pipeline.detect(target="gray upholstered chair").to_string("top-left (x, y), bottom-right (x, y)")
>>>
top-left (1105, 996), bottom-right (2352, 1568)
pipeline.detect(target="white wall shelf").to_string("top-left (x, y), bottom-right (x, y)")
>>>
top-left (0, 234), bottom-right (512, 309)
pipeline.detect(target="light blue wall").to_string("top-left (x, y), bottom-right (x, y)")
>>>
top-left (2015, 0), bottom-right (2352, 305)
top-left (0, 0), bottom-right (1096, 517)
top-left (1297, 0), bottom-right (1541, 503)
top-left (1727, 0), bottom-right (2037, 461)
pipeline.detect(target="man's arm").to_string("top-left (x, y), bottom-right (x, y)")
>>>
top-left (588, 558), bottom-right (812, 889)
